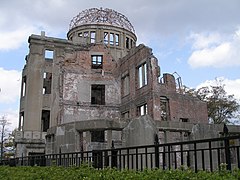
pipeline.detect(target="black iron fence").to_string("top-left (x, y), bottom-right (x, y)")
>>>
top-left (3, 135), bottom-right (240, 172)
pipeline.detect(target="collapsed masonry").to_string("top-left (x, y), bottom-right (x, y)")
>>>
top-left (14, 8), bottom-right (240, 157)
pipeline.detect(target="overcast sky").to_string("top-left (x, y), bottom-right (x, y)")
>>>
top-left (0, 0), bottom-right (240, 129)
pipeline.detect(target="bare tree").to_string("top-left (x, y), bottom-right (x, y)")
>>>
top-left (0, 116), bottom-right (11, 161)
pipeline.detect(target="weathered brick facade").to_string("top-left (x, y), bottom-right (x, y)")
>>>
top-left (16, 8), bottom-right (237, 158)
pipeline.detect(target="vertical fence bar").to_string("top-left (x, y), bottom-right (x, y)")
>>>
top-left (209, 141), bottom-right (213, 172)
top-left (237, 146), bottom-right (240, 169)
top-left (127, 148), bottom-right (130, 169)
top-left (163, 146), bottom-right (166, 170)
top-left (180, 144), bottom-right (183, 166)
top-left (217, 148), bottom-right (220, 170)
top-left (122, 153), bottom-right (125, 169)
top-left (111, 148), bottom-right (117, 168)
top-left (119, 149), bottom-right (122, 169)
top-left (168, 145), bottom-right (171, 170)
top-left (145, 147), bottom-right (148, 168)
top-left (174, 151), bottom-right (177, 169)
top-left (155, 144), bottom-right (159, 169)
top-left (187, 150), bottom-right (190, 167)
top-left (224, 137), bottom-right (231, 171)
top-left (136, 148), bottom-right (138, 170)
top-left (59, 148), bottom-right (62, 166)
top-left (194, 143), bottom-right (198, 173)
top-left (131, 152), bottom-right (134, 169)
top-left (81, 151), bottom-right (84, 165)
top-left (21, 153), bottom-right (23, 166)
top-left (201, 149), bottom-right (205, 170)
top-left (150, 153), bottom-right (153, 168)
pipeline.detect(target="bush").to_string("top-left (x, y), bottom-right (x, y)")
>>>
top-left (0, 166), bottom-right (239, 179)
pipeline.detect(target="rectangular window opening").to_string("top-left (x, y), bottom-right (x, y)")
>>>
top-left (160, 97), bottom-right (169, 121)
top-left (126, 37), bottom-right (129, 49)
top-left (104, 32), bottom-right (108, 44)
top-left (138, 63), bottom-right (147, 88)
top-left (22, 76), bottom-right (27, 97)
top-left (43, 72), bottom-right (52, 94)
top-left (180, 118), bottom-right (189, 122)
top-left (110, 33), bottom-right (114, 45)
top-left (137, 104), bottom-right (147, 116)
top-left (45, 50), bottom-right (53, 60)
top-left (91, 85), bottom-right (105, 105)
top-left (41, 110), bottom-right (50, 132)
top-left (138, 66), bottom-right (143, 88)
top-left (91, 130), bottom-right (105, 142)
top-left (90, 31), bottom-right (96, 43)
top-left (19, 112), bottom-right (24, 131)
top-left (122, 74), bottom-right (130, 96)
top-left (91, 55), bottom-right (103, 69)
top-left (115, 34), bottom-right (119, 46)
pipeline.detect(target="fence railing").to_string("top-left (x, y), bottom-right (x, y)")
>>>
top-left (2, 135), bottom-right (240, 172)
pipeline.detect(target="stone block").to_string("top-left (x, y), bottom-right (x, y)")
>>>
top-left (24, 131), bottom-right (32, 139)
top-left (122, 115), bottom-right (157, 147)
top-left (15, 131), bottom-right (23, 139)
top-left (32, 131), bottom-right (41, 139)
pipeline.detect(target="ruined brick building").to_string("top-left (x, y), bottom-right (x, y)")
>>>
top-left (14, 8), bottom-right (240, 157)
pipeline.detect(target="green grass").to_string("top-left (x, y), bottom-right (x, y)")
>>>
top-left (0, 165), bottom-right (240, 180)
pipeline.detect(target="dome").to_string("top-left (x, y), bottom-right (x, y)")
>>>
top-left (69, 8), bottom-right (135, 33)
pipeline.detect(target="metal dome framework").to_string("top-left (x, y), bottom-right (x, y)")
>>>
top-left (69, 8), bottom-right (135, 33)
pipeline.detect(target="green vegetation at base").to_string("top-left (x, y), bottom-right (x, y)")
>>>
top-left (0, 165), bottom-right (239, 180)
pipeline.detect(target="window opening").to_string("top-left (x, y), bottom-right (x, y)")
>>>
top-left (90, 31), bottom-right (96, 43)
top-left (138, 63), bottom-right (147, 88)
top-left (91, 55), bottom-right (103, 69)
top-left (41, 110), bottom-right (50, 132)
top-left (115, 34), bottom-right (119, 46)
top-left (91, 85), bottom-right (105, 105)
top-left (110, 33), bottom-right (114, 45)
top-left (78, 32), bottom-right (83, 37)
top-left (43, 72), bottom-right (52, 94)
top-left (91, 130), bottom-right (105, 142)
top-left (22, 76), bottom-right (26, 97)
top-left (122, 74), bottom-right (130, 96)
top-left (122, 111), bottom-right (129, 118)
top-left (144, 63), bottom-right (148, 85)
top-left (126, 37), bottom-right (130, 49)
top-left (137, 104), bottom-right (147, 116)
top-left (104, 32), bottom-right (108, 44)
top-left (19, 112), bottom-right (24, 131)
top-left (45, 50), bottom-right (53, 60)
top-left (84, 31), bottom-right (89, 37)
top-left (43, 72), bottom-right (47, 79)
top-left (180, 118), bottom-right (189, 122)
top-left (160, 97), bottom-right (169, 121)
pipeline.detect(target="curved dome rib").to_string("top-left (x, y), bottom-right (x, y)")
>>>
top-left (69, 8), bottom-right (135, 33)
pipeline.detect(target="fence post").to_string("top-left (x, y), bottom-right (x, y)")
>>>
top-left (223, 124), bottom-right (231, 171)
top-left (224, 138), bottom-right (231, 170)
top-left (111, 141), bottom-right (117, 168)
top-left (59, 147), bottom-right (62, 166)
top-left (21, 153), bottom-right (23, 166)
top-left (154, 134), bottom-right (160, 168)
